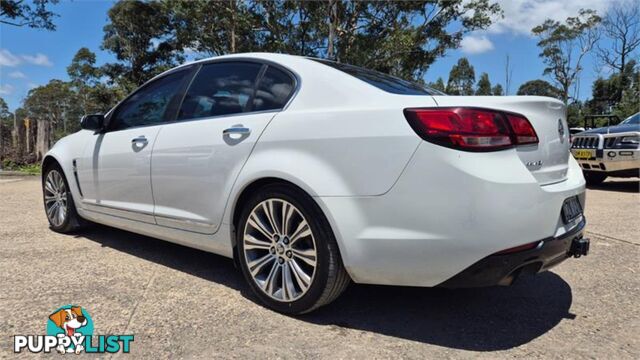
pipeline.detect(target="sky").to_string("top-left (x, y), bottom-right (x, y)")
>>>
top-left (0, 0), bottom-right (631, 112)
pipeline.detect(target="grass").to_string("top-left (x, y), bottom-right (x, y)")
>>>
top-left (1, 160), bottom-right (41, 175)
top-left (17, 164), bottom-right (42, 175)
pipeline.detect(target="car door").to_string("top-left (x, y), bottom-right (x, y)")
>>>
top-left (77, 68), bottom-right (195, 223)
top-left (151, 61), bottom-right (297, 233)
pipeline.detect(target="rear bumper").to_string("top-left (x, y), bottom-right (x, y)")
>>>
top-left (439, 219), bottom-right (588, 288)
top-left (317, 142), bottom-right (587, 287)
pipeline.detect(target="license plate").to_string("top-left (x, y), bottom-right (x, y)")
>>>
top-left (562, 196), bottom-right (583, 224)
top-left (573, 149), bottom-right (594, 159)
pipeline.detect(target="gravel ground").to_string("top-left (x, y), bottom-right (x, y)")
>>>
top-left (1, 177), bottom-right (638, 359)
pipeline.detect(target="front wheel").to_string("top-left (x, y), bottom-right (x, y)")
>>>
top-left (583, 171), bottom-right (607, 186)
top-left (43, 164), bottom-right (85, 233)
top-left (236, 184), bottom-right (350, 314)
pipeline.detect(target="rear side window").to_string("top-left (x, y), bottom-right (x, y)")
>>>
top-left (312, 58), bottom-right (443, 96)
top-left (252, 66), bottom-right (296, 111)
top-left (178, 62), bottom-right (262, 120)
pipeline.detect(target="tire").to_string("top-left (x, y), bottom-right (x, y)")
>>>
top-left (236, 184), bottom-right (350, 314)
top-left (583, 171), bottom-right (607, 186)
top-left (42, 163), bottom-right (85, 233)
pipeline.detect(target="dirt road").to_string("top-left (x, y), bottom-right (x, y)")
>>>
top-left (1, 177), bottom-right (638, 358)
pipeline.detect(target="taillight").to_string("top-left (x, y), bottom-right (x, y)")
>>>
top-left (404, 107), bottom-right (539, 151)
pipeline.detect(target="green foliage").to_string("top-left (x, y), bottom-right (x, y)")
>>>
top-left (23, 80), bottom-right (81, 138)
top-left (585, 60), bottom-right (639, 119)
top-left (0, 97), bottom-right (12, 124)
top-left (67, 48), bottom-right (122, 114)
top-left (475, 72), bottom-right (492, 95)
top-left (102, 0), bottom-right (183, 91)
top-left (156, 0), bottom-right (502, 82)
top-left (428, 77), bottom-right (446, 93)
top-left (446, 57), bottom-right (475, 95)
top-left (532, 9), bottom-right (601, 103)
top-left (0, 159), bottom-right (41, 174)
top-left (491, 84), bottom-right (503, 96)
top-left (0, 0), bottom-right (59, 29)
top-left (517, 80), bottom-right (562, 99)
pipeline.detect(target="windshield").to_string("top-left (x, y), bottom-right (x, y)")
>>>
top-left (620, 113), bottom-right (640, 125)
top-left (311, 58), bottom-right (445, 96)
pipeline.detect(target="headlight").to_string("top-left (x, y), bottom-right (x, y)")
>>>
top-left (621, 135), bottom-right (639, 144)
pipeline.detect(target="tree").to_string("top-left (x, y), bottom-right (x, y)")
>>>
top-left (492, 84), bottom-right (503, 96)
top-left (532, 9), bottom-right (601, 104)
top-left (163, 1), bottom-right (501, 82)
top-left (475, 72), bottom-right (492, 95)
top-left (67, 48), bottom-right (100, 88)
top-left (167, 0), bottom-right (264, 56)
top-left (102, 0), bottom-right (182, 91)
top-left (517, 80), bottom-right (562, 99)
top-left (596, 3), bottom-right (640, 103)
top-left (23, 80), bottom-right (80, 159)
top-left (0, 97), bottom-right (13, 160)
top-left (0, 0), bottom-right (59, 29)
top-left (446, 57), bottom-right (475, 95)
top-left (428, 77), bottom-right (446, 92)
top-left (614, 65), bottom-right (639, 119)
top-left (67, 48), bottom-right (121, 115)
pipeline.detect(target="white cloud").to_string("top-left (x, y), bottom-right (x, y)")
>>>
top-left (0, 49), bottom-right (21, 67)
top-left (0, 49), bottom-right (53, 67)
top-left (27, 82), bottom-right (39, 89)
top-left (22, 53), bottom-right (52, 67)
top-left (0, 84), bottom-right (14, 95)
top-left (8, 71), bottom-right (26, 79)
top-left (489, 0), bottom-right (615, 35)
top-left (460, 35), bottom-right (495, 54)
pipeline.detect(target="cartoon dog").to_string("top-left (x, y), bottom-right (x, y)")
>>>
top-left (49, 307), bottom-right (87, 354)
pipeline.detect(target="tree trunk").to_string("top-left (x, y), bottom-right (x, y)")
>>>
top-left (0, 120), bottom-right (4, 161)
top-left (25, 118), bottom-right (31, 155)
top-left (230, 0), bottom-right (236, 53)
top-left (327, 0), bottom-right (336, 60)
top-left (13, 116), bottom-right (25, 158)
top-left (36, 119), bottom-right (51, 162)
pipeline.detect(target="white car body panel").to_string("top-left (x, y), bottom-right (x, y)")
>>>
top-left (151, 112), bottom-right (277, 234)
top-left (44, 53), bottom-right (586, 287)
top-left (77, 126), bottom-right (161, 223)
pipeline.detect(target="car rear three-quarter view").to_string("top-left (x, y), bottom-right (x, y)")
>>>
top-left (42, 53), bottom-right (589, 314)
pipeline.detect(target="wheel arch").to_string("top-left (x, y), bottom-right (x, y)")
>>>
top-left (41, 155), bottom-right (61, 176)
top-left (228, 176), bottom-right (348, 272)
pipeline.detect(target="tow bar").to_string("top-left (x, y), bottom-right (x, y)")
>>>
top-left (569, 236), bottom-right (590, 258)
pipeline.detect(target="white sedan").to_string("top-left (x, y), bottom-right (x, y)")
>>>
top-left (42, 53), bottom-right (589, 314)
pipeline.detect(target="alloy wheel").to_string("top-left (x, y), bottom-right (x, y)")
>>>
top-left (44, 170), bottom-right (68, 227)
top-left (242, 198), bottom-right (317, 302)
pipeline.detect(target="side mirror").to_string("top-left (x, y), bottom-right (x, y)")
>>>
top-left (80, 114), bottom-right (105, 132)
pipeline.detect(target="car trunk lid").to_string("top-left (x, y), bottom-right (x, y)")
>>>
top-left (430, 96), bottom-right (570, 185)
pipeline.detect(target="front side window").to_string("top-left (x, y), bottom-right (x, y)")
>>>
top-left (178, 62), bottom-right (262, 120)
top-left (110, 70), bottom-right (190, 130)
top-left (253, 66), bottom-right (296, 111)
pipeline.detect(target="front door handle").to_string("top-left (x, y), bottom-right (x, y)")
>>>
top-left (223, 126), bottom-right (251, 136)
top-left (131, 135), bottom-right (148, 145)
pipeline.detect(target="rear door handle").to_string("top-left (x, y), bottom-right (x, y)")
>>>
top-left (131, 136), bottom-right (148, 144)
top-left (223, 126), bottom-right (251, 135)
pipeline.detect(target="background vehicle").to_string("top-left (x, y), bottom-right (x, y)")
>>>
top-left (571, 113), bottom-right (640, 185)
top-left (42, 53), bottom-right (588, 314)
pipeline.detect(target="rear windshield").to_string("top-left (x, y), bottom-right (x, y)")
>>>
top-left (311, 58), bottom-right (444, 96)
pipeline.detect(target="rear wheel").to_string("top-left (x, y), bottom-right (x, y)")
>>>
top-left (583, 171), bottom-right (607, 186)
top-left (43, 164), bottom-right (84, 233)
top-left (236, 184), bottom-right (350, 314)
